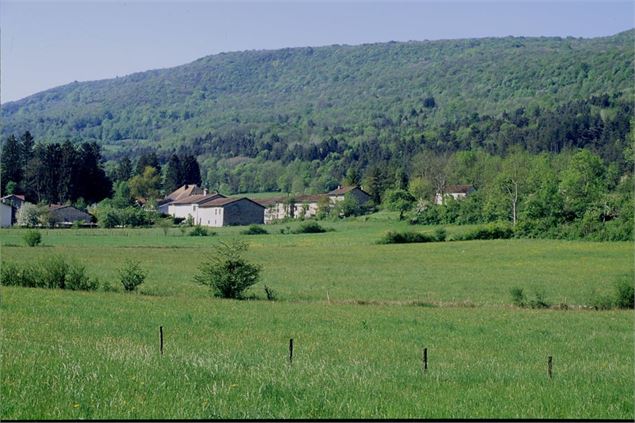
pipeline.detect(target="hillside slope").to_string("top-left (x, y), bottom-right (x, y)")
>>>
top-left (2, 30), bottom-right (633, 150)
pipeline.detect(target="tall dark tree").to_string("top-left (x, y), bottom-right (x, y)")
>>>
top-left (115, 156), bottom-right (133, 183)
top-left (20, 131), bottom-right (35, 173)
top-left (135, 152), bottom-right (161, 175)
top-left (1, 135), bottom-right (23, 194)
top-left (42, 143), bottom-right (63, 203)
top-left (181, 154), bottom-right (202, 186)
top-left (75, 142), bottom-right (112, 203)
top-left (164, 154), bottom-right (183, 193)
top-left (58, 141), bottom-right (78, 203)
top-left (24, 143), bottom-right (46, 202)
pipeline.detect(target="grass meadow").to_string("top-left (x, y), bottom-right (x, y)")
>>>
top-left (1, 216), bottom-right (633, 419)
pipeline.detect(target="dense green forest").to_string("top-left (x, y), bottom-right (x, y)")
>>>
top-left (1, 31), bottom-right (633, 239)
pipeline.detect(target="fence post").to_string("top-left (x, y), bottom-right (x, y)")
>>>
top-left (160, 326), bottom-right (164, 356)
top-left (422, 348), bottom-right (428, 372)
top-left (289, 338), bottom-right (294, 364)
top-left (548, 355), bottom-right (553, 379)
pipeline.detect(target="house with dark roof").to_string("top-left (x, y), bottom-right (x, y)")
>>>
top-left (196, 197), bottom-right (265, 227)
top-left (258, 194), bottom-right (327, 223)
top-left (434, 185), bottom-right (475, 205)
top-left (1, 194), bottom-right (28, 225)
top-left (48, 205), bottom-right (94, 226)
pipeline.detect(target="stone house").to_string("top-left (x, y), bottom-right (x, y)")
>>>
top-left (327, 186), bottom-right (372, 205)
top-left (196, 197), bottom-right (265, 227)
top-left (434, 185), bottom-right (475, 205)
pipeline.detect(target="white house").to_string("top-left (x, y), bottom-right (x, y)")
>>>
top-left (434, 185), bottom-right (475, 205)
top-left (0, 203), bottom-right (12, 227)
top-left (158, 184), bottom-right (205, 214)
top-left (167, 193), bottom-right (225, 220)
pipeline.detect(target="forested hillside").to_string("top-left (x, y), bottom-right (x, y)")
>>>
top-left (2, 30), bottom-right (633, 152)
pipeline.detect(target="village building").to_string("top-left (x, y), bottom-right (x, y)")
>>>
top-left (327, 186), bottom-right (372, 205)
top-left (167, 193), bottom-right (226, 220)
top-left (1, 194), bottom-right (28, 225)
top-left (48, 205), bottom-right (93, 227)
top-left (258, 186), bottom-right (371, 223)
top-left (158, 184), bottom-right (206, 214)
top-left (0, 202), bottom-right (12, 228)
top-left (197, 197), bottom-right (265, 227)
top-left (434, 185), bottom-right (476, 205)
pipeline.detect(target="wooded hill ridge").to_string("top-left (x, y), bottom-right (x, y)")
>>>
top-left (2, 29), bottom-right (633, 156)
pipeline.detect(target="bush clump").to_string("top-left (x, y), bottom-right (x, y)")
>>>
top-left (241, 225), bottom-right (268, 235)
top-left (434, 227), bottom-right (447, 242)
top-left (0, 256), bottom-right (99, 291)
top-left (614, 277), bottom-right (634, 309)
top-left (378, 230), bottom-right (436, 244)
top-left (23, 230), bottom-right (42, 247)
top-left (189, 225), bottom-right (210, 236)
top-left (291, 221), bottom-right (329, 234)
top-left (264, 284), bottom-right (278, 301)
top-left (453, 223), bottom-right (514, 241)
top-left (510, 287), bottom-right (526, 307)
top-left (118, 259), bottom-right (147, 292)
top-left (195, 240), bottom-right (261, 299)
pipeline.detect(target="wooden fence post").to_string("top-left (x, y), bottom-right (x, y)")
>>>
top-left (160, 326), bottom-right (164, 356)
top-left (548, 355), bottom-right (553, 379)
top-left (289, 338), bottom-right (294, 364)
top-left (423, 347), bottom-right (428, 372)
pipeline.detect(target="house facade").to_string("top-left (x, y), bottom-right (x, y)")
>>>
top-left (0, 203), bottom-right (12, 227)
top-left (1, 194), bottom-right (28, 224)
top-left (159, 184), bottom-right (206, 214)
top-left (167, 193), bottom-right (225, 220)
top-left (197, 198), bottom-right (265, 227)
top-left (327, 186), bottom-right (372, 205)
top-left (434, 185), bottom-right (475, 205)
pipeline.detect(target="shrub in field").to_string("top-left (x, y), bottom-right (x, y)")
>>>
top-left (241, 225), bottom-right (268, 235)
top-left (195, 240), bottom-right (262, 299)
top-left (157, 218), bottom-right (172, 236)
top-left (589, 291), bottom-right (614, 310)
top-left (1, 257), bottom-right (99, 291)
top-left (528, 290), bottom-right (551, 309)
top-left (66, 264), bottom-right (99, 291)
top-left (291, 221), bottom-right (328, 234)
top-left (41, 256), bottom-right (70, 289)
top-left (614, 277), bottom-right (634, 309)
top-left (510, 287), bottom-right (526, 307)
top-left (264, 284), bottom-right (278, 301)
top-left (434, 227), bottom-right (447, 242)
top-left (118, 260), bottom-right (147, 292)
top-left (189, 225), bottom-right (210, 236)
top-left (378, 230), bottom-right (436, 244)
top-left (23, 230), bottom-right (42, 247)
top-left (453, 223), bottom-right (514, 241)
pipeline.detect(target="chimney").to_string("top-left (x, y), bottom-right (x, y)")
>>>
top-left (203, 188), bottom-right (208, 195)
top-left (337, 185), bottom-right (341, 190)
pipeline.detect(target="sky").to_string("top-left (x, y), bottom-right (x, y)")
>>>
top-left (1, 1), bottom-right (633, 103)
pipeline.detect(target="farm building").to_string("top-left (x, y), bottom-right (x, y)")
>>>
top-left (167, 193), bottom-right (226, 220)
top-left (434, 185), bottom-right (476, 205)
top-left (158, 184), bottom-right (206, 214)
top-left (1, 194), bottom-right (28, 224)
top-left (258, 186), bottom-right (371, 223)
top-left (0, 202), bottom-right (12, 227)
top-left (48, 205), bottom-right (93, 226)
top-left (327, 186), bottom-right (372, 205)
top-left (197, 197), bottom-right (265, 227)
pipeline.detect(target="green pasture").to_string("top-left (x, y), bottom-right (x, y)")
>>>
top-left (0, 218), bottom-right (633, 419)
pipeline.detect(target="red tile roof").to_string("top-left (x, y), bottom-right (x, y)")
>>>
top-left (170, 193), bottom-right (224, 205)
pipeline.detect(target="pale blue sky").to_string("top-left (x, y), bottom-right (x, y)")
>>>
top-left (1, 1), bottom-right (633, 103)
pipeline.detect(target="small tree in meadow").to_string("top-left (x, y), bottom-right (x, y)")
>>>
top-left (23, 230), bottom-right (42, 247)
top-left (118, 259), bottom-right (147, 292)
top-left (195, 240), bottom-right (261, 299)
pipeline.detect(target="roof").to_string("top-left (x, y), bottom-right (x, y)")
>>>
top-left (170, 193), bottom-right (224, 205)
top-left (1, 194), bottom-right (26, 202)
top-left (200, 197), bottom-right (265, 209)
top-left (165, 184), bottom-right (204, 201)
top-left (328, 185), bottom-right (370, 196)
top-left (445, 185), bottom-right (475, 194)
top-left (255, 194), bottom-right (326, 206)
